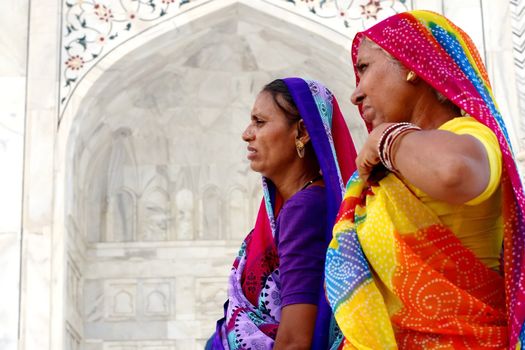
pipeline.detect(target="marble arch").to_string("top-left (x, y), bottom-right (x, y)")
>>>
top-left (52, 1), bottom-right (366, 349)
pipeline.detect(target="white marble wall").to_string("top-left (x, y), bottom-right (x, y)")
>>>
top-left (0, 0), bottom-right (28, 349)
top-left (3, 0), bottom-right (524, 350)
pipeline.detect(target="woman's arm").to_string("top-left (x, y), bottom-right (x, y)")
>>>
top-left (273, 187), bottom-right (328, 349)
top-left (273, 304), bottom-right (317, 350)
top-left (357, 123), bottom-right (491, 204)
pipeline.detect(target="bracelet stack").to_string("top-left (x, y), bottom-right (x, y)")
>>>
top-left (377, 122), bottom-right (421, 172)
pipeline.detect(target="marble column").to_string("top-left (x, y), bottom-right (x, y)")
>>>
top-left (0, 0), bottom-right (29, 349)
top-left (511, 0), bottom-right (525, 179)
top-left (18, 0), bottom-right (62, 349)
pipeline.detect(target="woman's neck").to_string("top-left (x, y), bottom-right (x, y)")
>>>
top-left (409, 88), bottom-right (459, 129)
top-left (269, 159), bottom-right (320, 202)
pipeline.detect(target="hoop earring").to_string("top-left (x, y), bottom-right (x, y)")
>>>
top-left (295, 139), bottom-right (305, 158)
top-left (406, 71), bottom-right (417, 82)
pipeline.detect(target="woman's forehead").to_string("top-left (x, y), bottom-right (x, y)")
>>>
top-left (357, 42), bottom-right (382, 61)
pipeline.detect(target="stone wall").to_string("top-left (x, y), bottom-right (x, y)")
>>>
top-left (1, 1), bottom-right (523, 349)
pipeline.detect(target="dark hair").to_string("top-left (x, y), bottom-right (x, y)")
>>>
top-left (261, 79), bottom-right (301, 124)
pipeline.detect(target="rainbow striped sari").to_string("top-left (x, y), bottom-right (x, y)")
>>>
top-left (325, 10), bottom-right (525, 349)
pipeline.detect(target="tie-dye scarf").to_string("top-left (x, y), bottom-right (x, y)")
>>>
top-left (208, 78), bottom-right (357, 349)
top-left (325, 10), bottom-right (525, 349)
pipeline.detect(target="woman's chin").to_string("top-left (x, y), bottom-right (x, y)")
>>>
top-left (249, 161), bottom-right (263, 174)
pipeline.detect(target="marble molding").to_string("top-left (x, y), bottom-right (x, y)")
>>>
top-left (0, 0), bottom-right (29, 349)
top-left (511, 0), bottom-right (525, 176)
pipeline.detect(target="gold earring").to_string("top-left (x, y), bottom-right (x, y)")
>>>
top-left (295, 139), bottom-right (305, 158)
top-left (406, 71), bottom-right (417, 82)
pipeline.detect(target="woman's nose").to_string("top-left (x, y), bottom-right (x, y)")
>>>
top-left (350, 86), bottom-right (365, 105)
top-left (242, 125), bottom-right (254, 141)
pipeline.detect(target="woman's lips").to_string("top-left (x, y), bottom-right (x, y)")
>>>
top-left (362, 106), bottom-right (374, 124)
top-left (247, 146), bottom-right (257, 160)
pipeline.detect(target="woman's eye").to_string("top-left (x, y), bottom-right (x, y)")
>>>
top-left (357, 63), bottom-right (368, 73)
top-left (255, 119), bottom-right (265, 126)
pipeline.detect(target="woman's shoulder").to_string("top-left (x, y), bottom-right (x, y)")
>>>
top-left (438, 116), bottom-right (496, 138)
top-left (277, 186), bottom-right (328, 243)
top-left (277, 186), bottom-right (327, 224)
top-left (438, 116), bottom-right (502, 206)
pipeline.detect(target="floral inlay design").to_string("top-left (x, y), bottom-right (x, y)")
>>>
top-left (59, 0), bottom-right (409, 117)
top-left (361, 0), bottom-right (382, 20)
top-left (61, 0), bottom-right (193, 111)
top-left (287, 0), bottom-right (409, 29)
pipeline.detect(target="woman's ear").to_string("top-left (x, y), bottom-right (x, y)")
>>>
top-left (297, 120), bottom-right (311, 144)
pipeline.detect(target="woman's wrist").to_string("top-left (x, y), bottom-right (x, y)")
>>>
top-left (377, 122), bottom-right (421, 172)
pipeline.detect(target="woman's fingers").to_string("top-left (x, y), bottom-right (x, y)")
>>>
top-left (357, 152), bottom-right (379, 181)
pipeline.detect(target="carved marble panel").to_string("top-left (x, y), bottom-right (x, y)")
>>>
top-left (174, 189), bottom-right (195, 240)
top-left (199, 186), bottom-right (223, 240)
top-left (142, 281), bottom-right (172, 319)
top-left (106, 189), bottom-right (137, 242)
top-left (194, 277), bottom-right (228, 320)
top-left (140, 187), bottom-right (169, 241)
top-left (104, 280), bottom-right (137, 321)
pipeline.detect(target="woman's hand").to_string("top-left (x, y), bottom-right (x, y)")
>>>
top-left (356, 123), bottom-right (392, 182)
top-left (273, 304), bottom-right (317, 350)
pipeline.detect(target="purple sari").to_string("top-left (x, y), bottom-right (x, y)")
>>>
top-left (208, 78), bottom-right (357, 349)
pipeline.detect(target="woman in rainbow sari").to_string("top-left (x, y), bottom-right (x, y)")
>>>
top-left (207, 78), bottom-right (356, 349)
top-left (325, 10), bottom-right (525, 349)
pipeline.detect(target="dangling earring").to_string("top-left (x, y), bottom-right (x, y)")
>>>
top-left (295, 139), bottom-right (305, 158)
top-left (406, 71), bottom-right (417, 82)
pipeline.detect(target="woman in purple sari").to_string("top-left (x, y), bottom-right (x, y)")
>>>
top-left (207, 78), bottom-right (357, 349)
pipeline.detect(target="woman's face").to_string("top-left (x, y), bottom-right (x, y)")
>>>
top-left (242, 91), bottom-right (298, 178)
top-left (351, 40), bottom-right (415, 129)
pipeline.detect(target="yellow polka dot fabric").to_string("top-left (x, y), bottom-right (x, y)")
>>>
top-left (325, 174), bottom-right (508, 349)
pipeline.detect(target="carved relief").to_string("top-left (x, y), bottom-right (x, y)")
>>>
top-left (103, 279), bottom-right (174, 322)
top-left (175, 189), bottom-right (195, 240)
top-left (200, 186), bottom-right (222, 240)
top-left (106, 189), bottom-right (137, 242)
top-left (228, 187), bottom-right (249, 239)
top-left (105, 281), bottom-right (137, 320)
top-left (194, 277), bottom-right (228, 319)
top-left (104, 129), bottom-right (139, 242)
top-left (142, 281), bottom-right (171, 319)
top-left (141, 187), bottom-right (169, 241)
